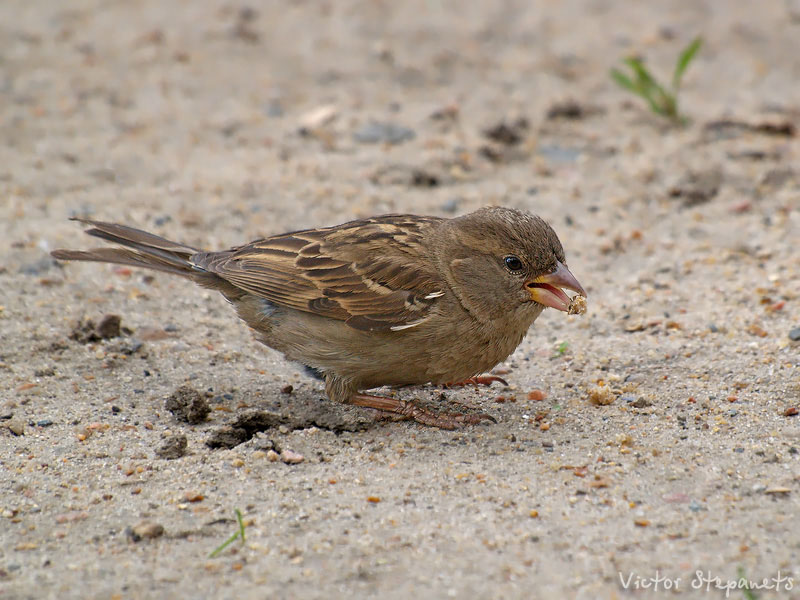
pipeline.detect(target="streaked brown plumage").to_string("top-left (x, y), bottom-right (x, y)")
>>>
top-left (52, 207), bottom-right (586, 428)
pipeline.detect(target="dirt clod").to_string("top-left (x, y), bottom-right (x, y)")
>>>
top-left (69, 314), bottom-right (123, 343)
top-left (155, 434), bottom-right (188, 459)
top-left (165, 386), bottom-right (211, 424)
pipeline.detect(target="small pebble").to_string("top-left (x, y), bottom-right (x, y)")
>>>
top-left (280, 450), bottom-right (304, 464)
top-left (266, 450), bottom-right (280, 462)
top-left (440, 198), bottom-right (461, 213)
top-left (8, 418), bottom-right (24, 436)
top-left (127, 522), bottom-right (165, 542)
top-left (688, 500), bottom-right (704, 512)
top-left (353, 121), bottom-right (415, 145)
top-left (588, 386), bottom-right (615, 406)
top-left (789, 327), bottom-right (800, 342)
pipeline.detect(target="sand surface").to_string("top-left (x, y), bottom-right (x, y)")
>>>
top-left (2, 1), bottom-right (799, 598)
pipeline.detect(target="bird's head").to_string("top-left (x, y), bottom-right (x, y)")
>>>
top-left (437, 206), bottom-right (586, 320)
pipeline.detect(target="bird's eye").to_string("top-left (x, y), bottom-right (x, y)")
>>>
top-left (503, 255), bottom-right (524, 272)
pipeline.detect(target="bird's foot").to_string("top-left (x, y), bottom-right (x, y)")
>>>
top-left (444, 375), bottom-right (508, 388)
top-left (349, 394), bottom-right (496, 430)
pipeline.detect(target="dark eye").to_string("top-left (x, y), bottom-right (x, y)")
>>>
top-left (503, 255), bottom-right (524, 272)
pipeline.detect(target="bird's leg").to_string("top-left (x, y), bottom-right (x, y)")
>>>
top-left (348, 394), bottom-right (496, 430)
top-left (444, 375), bottom-right (508, 388)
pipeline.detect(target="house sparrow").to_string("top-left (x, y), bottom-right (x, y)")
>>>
top-left (52, 207), bottom-right (586, 429)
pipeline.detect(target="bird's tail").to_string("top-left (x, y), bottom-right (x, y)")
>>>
top-left (51, 218), bottom-right (202, 278)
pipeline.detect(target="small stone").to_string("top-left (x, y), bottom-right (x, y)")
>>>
top-left (353, 121), bottom-right (416, 145)
top-left (688, 500), bottom-right (704, 512)
top-left (106, 338), bottom-right (143, 355)
top-left (788, 327), bottom-right (800, 342)
top-left (527, 390), bottom-right (546, 402)
top-left (127, 521), bottom-right (165, 542)
top-left (280, 449), bottom-right (304, 464)
top-left (784, 407), bottom-right (799, 417)
top-left (155, 434), bottom-right (188, 459)
top-left (668, 168), bottom-right (722, 207)
top-left (631, 398), bottom-right (652, 408)
top-left (8, 418), bottom-right (24, 436)
top-left (280, 385), bottom-right (294, 394)
top-left (298, 104), bottom-right (338, 131)
top-left (231, 458), bottom-right (245, 468)
top-left (588, 386), bottom-right (615, 406)
top-left (19, 257), bottom-right (57, 275)
top-left (440, 198), bottom-right (461, 213)
top-left (266, 450), bottom-right (280, 462)
top-left (546, 100), bottom-right (590, 120)
top-left (483, 118), bottom-right (529, 145)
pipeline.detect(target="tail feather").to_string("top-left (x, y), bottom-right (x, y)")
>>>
top-left (51, 218), bottom-right (201, 278)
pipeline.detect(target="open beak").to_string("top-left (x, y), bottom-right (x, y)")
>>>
top-left (525, 261), bottom-right (586, 312)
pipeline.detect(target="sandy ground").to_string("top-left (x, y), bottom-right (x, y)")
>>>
top-left (2, 1), bottom-right (800, 598)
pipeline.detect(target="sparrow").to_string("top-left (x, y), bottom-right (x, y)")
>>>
top-left (52, 207), bottom-right (586, 429)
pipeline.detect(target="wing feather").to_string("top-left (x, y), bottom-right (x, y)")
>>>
top-left (190, 216), bottom-right (446, 331)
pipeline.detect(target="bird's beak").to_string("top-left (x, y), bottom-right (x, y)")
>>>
top-left (525, 261), bottom-right (586, 311)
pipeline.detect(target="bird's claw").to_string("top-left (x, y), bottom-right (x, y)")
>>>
top-left (444, 375), bottom-right (509, 388)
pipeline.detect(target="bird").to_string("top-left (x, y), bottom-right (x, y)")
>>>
top-left (52, 206), bottom-right (586, 429)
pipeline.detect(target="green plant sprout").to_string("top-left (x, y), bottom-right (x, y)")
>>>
top-left (554, 341), bottom-right (569, 356)
top-left (209, 508), bottom-right (246, 558)
top-left (737, 567), bottom-right (759, 600)
top-left (610, 36), bottom-right (702, 123)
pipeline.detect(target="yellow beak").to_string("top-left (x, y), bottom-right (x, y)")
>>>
top-left (525, 261), bottom-right (586, 311)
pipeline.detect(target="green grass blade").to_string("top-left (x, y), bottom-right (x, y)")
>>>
top-left (737, 567), bottom-right (759, 600)
top-left (209, 531), bottom-right (240, 558)
top-left (623, 57), bottom-right (659, 93)
top-left (235, 508), bottom-right (246, 543)
top-left (209, 509), bottom-right (247, 558)
top-left (610, 68), bottom-right (638, 93)
top-left (672, 36), bottom-right (702, 90)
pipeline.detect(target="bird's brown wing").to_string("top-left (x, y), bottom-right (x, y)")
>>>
top-left (191, 215), bottom-right (447, 331)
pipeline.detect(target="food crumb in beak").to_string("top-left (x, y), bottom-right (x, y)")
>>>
top-left (567, 295), bottom-right (587, 315)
